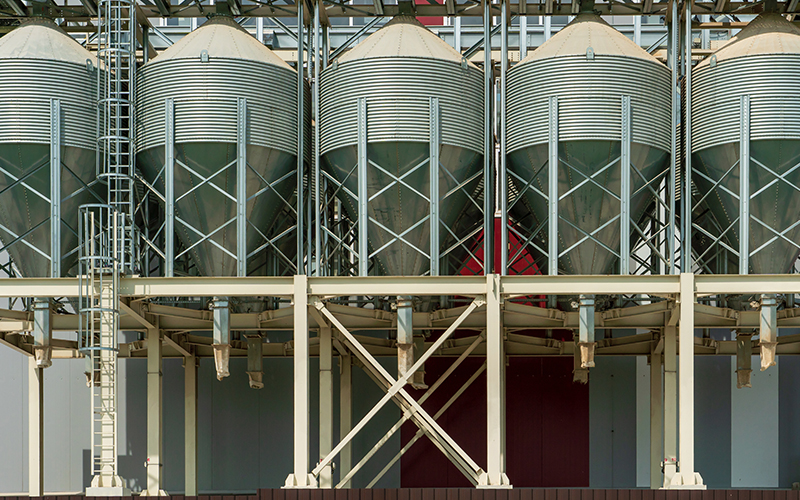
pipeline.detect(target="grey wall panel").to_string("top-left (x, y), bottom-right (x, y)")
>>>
top-left (780, 355), bottom-right (800, 488)
top-left (589, 356), bottom-right (637, 488)
top-left (0, 348), bottom-right (25, 493)
top-left (635, 356), bottom-right (651, 488)
top-left (694, 356), bottom-right (731, 488)
top-left (162, 358), bottom-right (186, 493)
top-left (349, 357), bottom-right (401, 488)
top-left (731, 355), bottom-right (779, 487)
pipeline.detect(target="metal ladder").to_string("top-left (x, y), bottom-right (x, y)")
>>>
top-left (79, 0), bottom-right (136, 490)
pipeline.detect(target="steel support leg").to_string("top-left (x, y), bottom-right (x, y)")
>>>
top-left (760, 294), bottom-right (777, 370)
top-left (29, 356), bottom-right (44, 497)
top-left (483, 0), bottom-right (493, 274)
top-left (519, 15), bottom-right (527, 60)
top-left (668, 273), bottom-right (705, 488)
top-left (681, 0), bottom-right (692, 273)
top-left (357, 97), bottom-right (368, 276)
top-left (144, 327), bottom-right (165, 496)
top-left (430, 97), bottom-right (440, 276)
top-left (739, 95), bottom-right (750, 275)
top-left (32, 298), bottom-right (52, 369)
top-left (482, 274), bottom-right (511, 487)
top-left (339, 353), bottom-right (352, 488)
top-left (620, 95), bottom-right (631, 275)
top-left (319, 322), bottom-right (333, 487)
top-left (548, 96), bottom-right (559, 282)
top-left (165, 98), bottom-right (175, 278)
top-left (184, 354), bottom-right (198, 496)
top-left (286, 275), bottom-right (316, 487)
top-left (50, 99), bottom-right (61, 278)
top-left (499, 0), bottom-right (508, 275)
top-left (236, 98), bottom-right (247, 277)
top-left (296, 2), bottom-right (305, 274)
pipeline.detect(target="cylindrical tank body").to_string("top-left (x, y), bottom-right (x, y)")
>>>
top-left (0, 18), bottom-right (99, 277)
top-left (507, 13), bottom-right (671, 275)
top-left (137, 16), bottom-right (304, 276)
top-left (692, 13), bottom-right (800, 274)
top-left (320, 16), bottom-right (484, 276)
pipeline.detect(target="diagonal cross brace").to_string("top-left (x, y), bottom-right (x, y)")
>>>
top-left (313, 298), bottom-right (486, 484)
top-left (337, 333), bottom-right (486, 487)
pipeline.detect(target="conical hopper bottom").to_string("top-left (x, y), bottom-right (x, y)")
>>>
top-left (693, 139), bottom-right (800, 274)
top-left (323, 141), bottom-right (482, 276)
top-left (137, 142), bottom-right (296, 277)
top-left (508, 140), bottom-right (668, 275)
top-left (0, 143), bottom-right (98, 277)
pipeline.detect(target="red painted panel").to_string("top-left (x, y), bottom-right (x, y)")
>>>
top-left (415, 0), bottom-right (443, 26)
top-left (401, 357), bottom-right (590, 487)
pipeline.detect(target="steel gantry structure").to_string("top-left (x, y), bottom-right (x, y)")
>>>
top-left (1, 0), bottom-right (800, 495)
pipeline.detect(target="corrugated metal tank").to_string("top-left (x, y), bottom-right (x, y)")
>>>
top-left (320, 16), bottom-right (484, 276)
top-left (0, 18), bottom-right (100, 278)
top-left (137, 15), bottom-right (304, 276)
top-left (692, 13), bottom-right (800, 274)
top-left (507, 13), bottom-right (671, 275)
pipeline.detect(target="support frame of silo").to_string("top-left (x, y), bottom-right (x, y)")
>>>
top-left (690, 93), bottom-right (800, 278)
top-left (0, 98), bottom-right (105, 279)
top-left (312, 9), bottom-right (493, 279)
top-left (137, 96), bottom-right (300, 279)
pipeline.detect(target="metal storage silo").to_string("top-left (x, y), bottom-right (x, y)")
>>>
top-left (137, 15), bottom-right (303, 277)
top-left (320, 16), bottom-right (484, 276)
top-left (506, 13), bottom-right (671, 275)
top-left (0, 18), bottom-right (100, 278)
top-left (692, 13), bottom-right (800, 274)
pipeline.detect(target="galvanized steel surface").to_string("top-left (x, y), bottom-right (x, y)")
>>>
top-left (320, 57), bottom-right (483, 155)
top-left (692, 14), bottom-right (800, 274)
top-left (137, 59), bottom-right (299, 156)
top-left (506, 14), bottom-right (671, 275)
top-left (0, 20), bottom-right (99, 278)
top-left (693, 56), bottom-right (800, 152)
top-left (136, 17), bottom-right (304, 277)
top-left (320, 16), bottom-right (484, 276)
top-left (507, 56), bottom-right (671, 153)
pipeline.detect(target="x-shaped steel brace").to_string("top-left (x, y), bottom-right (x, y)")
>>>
top-left (312, 298), bottom-right (487, 485)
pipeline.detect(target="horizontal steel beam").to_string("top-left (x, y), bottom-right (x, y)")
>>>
top-left (2, 274), bottom-right (800, 299)
top-left (7, 1), bottom-right (794, 19)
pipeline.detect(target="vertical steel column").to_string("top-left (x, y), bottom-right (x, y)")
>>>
top-left (454, 16), bottom-right (462, 51)
top-left (739, 95), bottom-right (750, 275)
top-left (548, 96), bottom-right (559, 277)
top-left (484, 273), bottom-right (510, 487)
top-left (184, 354), bottom-right (198, 496)
top-left (544, 16), bottom-right (551, 40)
top-left (499, 0), bottom-right (508, 275)
top-left (668, 0), bottom-right (678, 275)
top-left (50, 99), bottom-right (61, 278)
top-left (677, 272), bottom-right (703, 487)
top-left (339, 353), bottom-right (353, 488)
top-left (662, 324), bottom-right (677, 486)
top-left (483, 0), bottom-right (493, 274)
top-left (650, 350), bottom-right (663, 489)
top-left (620, 95), bottom-right (631, 275)
top-left (257, 17), bottom-right (264, 43)
top-left (144, 326), bottom-right (163, 495)
top-left (314, 1), bottom-right (322, 275)
top-left (33, 298), bottom-right (52, 369)
top-left (519, 15), bottom-right (527, 60)
top-left (357, 97), bottom-right (369, 276)
top-left (165, 98), bottom-right (175, 278)
top-left (287, 274), bottom-right (314, 487)
top-left (297, 1), bottom-right (306, 274)
top-left (430, 97), bottom-right (441, 276)
top-left (319, 323), bottom-right (333, 487)
top-left (28, 356), bottom-right (44, 497)
top-left (681, 0), bottom-right (692, 273)
top-left (237, 98), bottom-right (247, 277)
